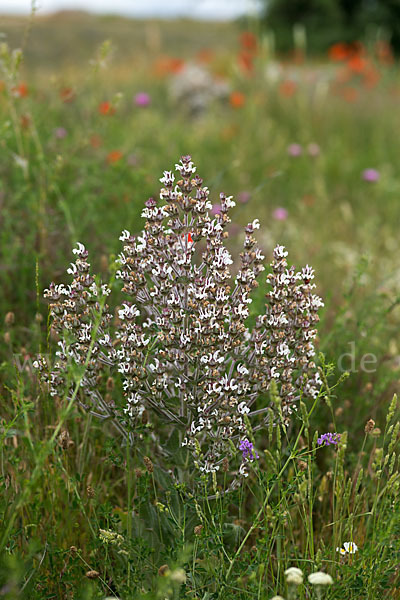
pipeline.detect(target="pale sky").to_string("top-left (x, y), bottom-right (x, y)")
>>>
top-left (0, 0), bottom-right (262, 20)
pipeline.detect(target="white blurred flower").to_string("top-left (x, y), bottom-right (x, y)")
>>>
top-left (284, 566), bottom-right (303, 585)
top-left (170, 568), bottom-right (186, 584)
top-left (308, 572), bottom-right (333, 585)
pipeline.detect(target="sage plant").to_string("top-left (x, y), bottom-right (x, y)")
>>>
top-left (35, 155), bottom-right (323, 478)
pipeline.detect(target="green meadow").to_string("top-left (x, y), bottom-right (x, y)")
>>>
top-left (1, 11), bottom-right (400, 599)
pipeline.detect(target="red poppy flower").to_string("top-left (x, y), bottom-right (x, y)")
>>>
top-left (229, 91), bottom-right (245, 108)
top-left (12, 82), bottom-right (29, 98)
top-left (60, 87), bottom-right (75, 103)
top-left (347, 54), bottom-right (368, 73)
top-left (238, 51), bottom-right (254, 74)
top-left (107, 150), bottom-right (123, 164)
top-left (240, 31), bottom-right (257, 52)
top-left (329, 43), bottom-right (351, 61)
top-left (153, 56), bottom-right (185, 77)
top-left (98, 101), bottom-right (115, 116)
top-left (279, 80), bottom-right (297, 97)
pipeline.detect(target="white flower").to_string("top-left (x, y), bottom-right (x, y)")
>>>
top-left (285, 567), bottom-right (303, 577)
top-left (336, 541), bottom-right (358, 555)
top-left (119, 229), bottom-right (131, 241)
top-left (159, 170), bottom-right (175, 185)
top-left (72, 242), bottom-right (86, 255)
top-left (308, 572), bottom-right (333, 585)
top-left (67, 263), bottom-right (77, 275)
top-left (302, 264), bottom-right (315, 280)
top-left (343, 541), bottom-right (358, 554)
top-left (274, 245), bottom-right (288, 258)
top-left (284, 567), bottom-right (303, 585)
top-left (224, 195), bottom-right (236, 208)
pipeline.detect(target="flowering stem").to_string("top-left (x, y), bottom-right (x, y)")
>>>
top-left (222, 394), bottom-right (321, 591)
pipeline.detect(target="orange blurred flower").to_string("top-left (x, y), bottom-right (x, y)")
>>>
top-left (153, 56), bottom-right (184, 77)
top-left (238, 50), bottom-right (254, 74)
top-left (98, 101), bottom-right (116, 116)
top-left (347, 54), bottom-right (368, 73)
top-left (329, 43), bottom-right (351, 61)
top-left (59, 87), bottom-right (75, 103)
top-left (196, 48), bottom-right (214, 64)
top-left (279, 80), bottom-right (297, 97)
top-left (341, 87), bottom-right (359, 103)
top-left (90, 134), bottom-right (102, 148)
top-left (229, 91), bottom-right (245, 108)
top-left (240, 31), bottom-right (257, 52)
top-left (12, 82), bottom-right (29, 98)
top-left (107, 150), bottom-right (123, 164)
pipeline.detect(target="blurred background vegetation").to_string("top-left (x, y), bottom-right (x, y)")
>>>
top-left (263, 0), bottom-right (400, 54)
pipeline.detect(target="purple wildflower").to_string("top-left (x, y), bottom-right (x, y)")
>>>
top-left (134, 92), bottom-right (151, 107)
top-left (317, 432), bottom-right (341, 447)
top-left (362, 168), bottom-right (380, 183)
top-left (287, 143), bottom-right (302, 157)
top-left (239, 438), bottom-right (259, 462)
top-left (54, 127), bottom-right (67, 139)
top-left (273, 207), bottom-right (288, 221)
top-left (238, 191), bottom-right (251, 204)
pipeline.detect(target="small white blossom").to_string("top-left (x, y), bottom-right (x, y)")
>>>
top-left (343, 541), bottom-right (358, 554)
top-left (119, 230), bottom-right (131, 241)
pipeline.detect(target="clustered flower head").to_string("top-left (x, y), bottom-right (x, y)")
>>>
top-left (35, 156), bottom-right (323, 480)
top-left (169, 64), bottom-right (230, 116)
top-left (99, 528), bottom-right (124, 546)
top-left (239, 438), bottom-right (259, 463)
top-left (284, 566), bottom-right (303, 585)
top-left (317, 432), bottom-right (341, 446)
top-left (308, 571), bottom-right (333, 585)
